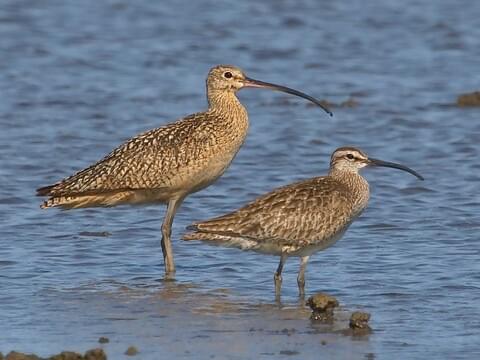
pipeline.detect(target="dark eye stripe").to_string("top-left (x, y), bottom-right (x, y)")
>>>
top-left (346, 154), bottom-right (354, 159)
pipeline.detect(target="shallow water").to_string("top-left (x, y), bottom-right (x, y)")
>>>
top-left (1, 0), bottom-right (480, 359)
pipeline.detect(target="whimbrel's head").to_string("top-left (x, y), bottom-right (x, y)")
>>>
top-left (206, 65), bottom-right (332, 116)
top-left (330, 147), bottom-right (424, 180)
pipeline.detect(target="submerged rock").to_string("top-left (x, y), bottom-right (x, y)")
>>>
top-left (350, 311), bottom-right (371, 329)
top-left (306, 98), bottom-right (359, 108)
top-left (457, 91), bottom-right (480, 107)
top-left (307, 293), bottom-right (339, 322)
top-left (307, 293), bottom-right (339, 311)
top-left (49, 351), bottom-right (82, 360)
top-left (124, 347), bottom-right (138, 356)
top-left (83, 349), bottom-right (106, 360)
top-left (339, 98), bottom-right (359, 108)
top-left (98, 337), bottom-right (109, 344)
top-left (349, 311), bottom-right (372, 335)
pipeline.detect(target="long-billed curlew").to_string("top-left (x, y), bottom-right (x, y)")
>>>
top-left (36, 64), bottom-right (332, 278)
top-left (183, 147), bottom-right (423, 297)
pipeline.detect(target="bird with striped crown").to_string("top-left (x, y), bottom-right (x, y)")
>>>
top-left (183, 146), bottom-right (423, 298)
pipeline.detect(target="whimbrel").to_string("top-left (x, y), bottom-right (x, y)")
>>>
top-left (183, 147), bottom-right (423, 297)
top-left (36, 64), bottom-right (332, 277)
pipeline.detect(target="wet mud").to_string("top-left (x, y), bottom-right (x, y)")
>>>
top-left (2, 286), bottom-right (373, 359)
top-left (1, 349), bottom-right (106, 360)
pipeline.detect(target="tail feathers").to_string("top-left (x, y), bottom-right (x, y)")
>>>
top-left (36, 184), bottom-right (58, 196)
top-left (182, 231), bottom-right (259, 251)
top-left (182, 231), bottom-right (220, 241)
top-left (39, 191), bottom-right (133, 209)
top-left (186, 215), bottom-right (244, 234)
top-left (40, 195), bottom-right (89, 209)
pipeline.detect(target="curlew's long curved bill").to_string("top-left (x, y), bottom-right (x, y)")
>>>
top-left (368, 158), bottom-right (424, 180)
top-left (242, 76), bottom-right (333, 116)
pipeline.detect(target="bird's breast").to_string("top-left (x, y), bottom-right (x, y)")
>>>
top-left (168, 119), bottom-right (249, 195)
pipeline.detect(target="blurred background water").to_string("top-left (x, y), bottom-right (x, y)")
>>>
top-left (0, 0), bottom-right (479, 359)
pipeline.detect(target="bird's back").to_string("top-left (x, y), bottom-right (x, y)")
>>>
top-left (37, 110), bottom-right (249, 208)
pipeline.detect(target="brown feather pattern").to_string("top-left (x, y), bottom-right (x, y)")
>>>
top-left (183, 174), bottom-right (369, 254)
top-left (37, 95), bottom-right (248, 208)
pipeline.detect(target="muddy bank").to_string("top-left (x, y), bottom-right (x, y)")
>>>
top-left (1, 349), bottom-right (106, 360)
top-left (457, 91), bottom-right (480, 106)
top-left (1, 285), bottom-right (374, 359)
top-left (1, 344), bottom-right (142, 359)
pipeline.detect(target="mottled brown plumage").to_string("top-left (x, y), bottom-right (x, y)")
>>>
top-left (183, 146), bottom-right (424, 297)
top-left (37, 110), bottom-right (248, 208)
top-left (37, 64), bottom-right (331, 277)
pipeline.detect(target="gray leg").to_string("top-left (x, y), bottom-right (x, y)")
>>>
top-left (274, 254), bottom-right (287, 298)
top-left (161, 197), bottom-right (184, 278)
top-left (297, 256), bottom-right (310, 298)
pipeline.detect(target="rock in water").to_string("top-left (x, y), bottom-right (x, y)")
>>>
top-left (124, 347), bottom-right (138, 356)
top-left (349, 311), bottom-right (372, 335)
top-left (457, 91), bottom-right (480, 106)
top-left (83, 349), bottom-right (106, 360)
top-left (307, 293), bottom-right (339, 322)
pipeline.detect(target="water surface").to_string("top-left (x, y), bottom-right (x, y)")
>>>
top-left (1, 0), bottom-right (479, 359)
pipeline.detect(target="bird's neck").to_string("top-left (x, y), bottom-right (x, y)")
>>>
top-left (207, 90), bottom-right (248, 122)
top-left (329, 169), bottom-right (370, 215)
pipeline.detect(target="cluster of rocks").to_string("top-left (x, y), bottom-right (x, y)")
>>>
top-left (306, 293), bottom-right (372, 335)
top-left (0, 349), bottom-right (106, 360)
top-left (1, 337), bottom-right (140, 360)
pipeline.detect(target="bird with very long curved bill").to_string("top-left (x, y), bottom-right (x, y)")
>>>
top-left (36, 64), bottom-right (332, 278)
top-left (183, 147), bottom-right (424, 298)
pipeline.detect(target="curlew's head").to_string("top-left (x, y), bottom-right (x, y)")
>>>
top-left (207, 65), bottom-right (247, 92)
top-left (206, 64), bottom-right (332, 116)
top-left (330, 147), bottom-right (424, 180)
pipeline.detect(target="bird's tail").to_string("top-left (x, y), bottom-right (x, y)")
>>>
top-left (39, 195), bottom-right (97, 209)
top-left (36, 184), bottom-right (57, 197)
top-left (182, 228), bottom-right (258, 251)
top-left (37, 190), bottom-right (134, 209)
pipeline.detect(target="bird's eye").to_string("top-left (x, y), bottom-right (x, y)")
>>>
top-left (346, 154), bottom-right (355, 160)
top-left (224, 71), bottom-right (233, 79)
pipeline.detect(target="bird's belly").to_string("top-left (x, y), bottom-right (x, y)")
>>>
top-left (121, 158), bottom-right (233, 203)
top-left (179, 150), bottom-right (238, 194)
top-left (244, 231), bottom-right (347, 257)
top-left (155, 129), bottom-right (247, 199)
top-left (286, 225), bottom-right (351, 257)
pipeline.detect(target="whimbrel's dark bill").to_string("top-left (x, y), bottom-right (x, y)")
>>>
top-left (368, 158), bottom-right (424, 180)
